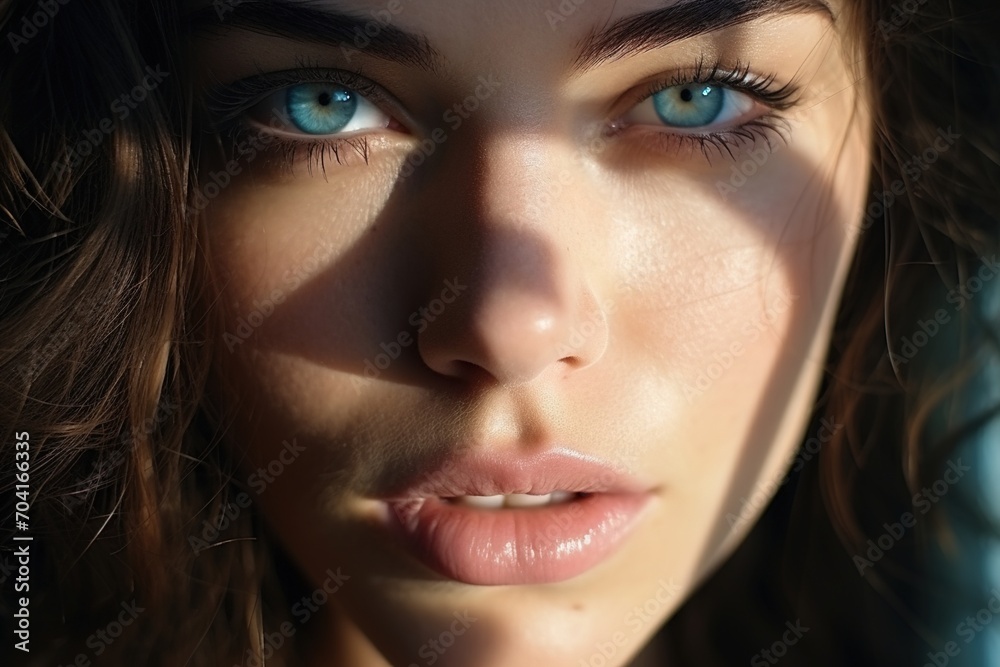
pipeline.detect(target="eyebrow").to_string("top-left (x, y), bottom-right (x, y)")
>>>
top-left (185, 0), bottom-right (832, 73)
top-left (575, 0), bottom-right (835, 71)
top-left (185, 0), bottom-right (441, 71)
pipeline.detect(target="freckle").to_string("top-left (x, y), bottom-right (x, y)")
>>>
top-left (572, 602), bottom-right (583, 611)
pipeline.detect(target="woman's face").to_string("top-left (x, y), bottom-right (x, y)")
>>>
top-left (192, 0), bottom-right (869, 664)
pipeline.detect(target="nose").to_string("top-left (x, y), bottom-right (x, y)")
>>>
top-left (414, 135), bottom-right (609, 386)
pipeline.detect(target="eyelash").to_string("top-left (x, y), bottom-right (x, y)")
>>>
top-left (202, 57), bottom-right (801, 173)
top-left (203, 64), bottom-right (383, 174)
top-left (614, 58), bottom-right (800, 162)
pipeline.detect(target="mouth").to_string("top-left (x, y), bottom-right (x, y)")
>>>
top-left (440, 491), bottom-right (582, 508)
top-left (374, 448), bottom-right (657, 586)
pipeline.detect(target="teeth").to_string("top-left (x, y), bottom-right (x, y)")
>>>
top-left (450, 491), bottom-right (577, 509)
top-left (504, 493), bottom-right (551, 508)
top-left (455, 494), bottom-right (505, 509)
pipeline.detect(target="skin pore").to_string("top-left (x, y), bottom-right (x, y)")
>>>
top-left (188, 0), bottom-right (870, 665)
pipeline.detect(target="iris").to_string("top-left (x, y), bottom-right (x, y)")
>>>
top-left (286, 83), bottom-right (358, 135)
top-left (652, 84), bottom-right (726, 128)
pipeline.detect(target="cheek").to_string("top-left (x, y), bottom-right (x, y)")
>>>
top-left (206, 164), bottom-right (394, 293)
top-left (600, 127), bottom-right (864, 567)
top-left (203, 143), bottom-right (410, 392)
top-left (608, 154), bottom-right (841, 405)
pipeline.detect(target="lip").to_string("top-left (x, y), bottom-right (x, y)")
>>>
top-left (375, 448), bottom-right (656, 585)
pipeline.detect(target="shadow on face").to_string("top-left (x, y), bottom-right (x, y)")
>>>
top-left (189, 1), bottom-right (869, 664)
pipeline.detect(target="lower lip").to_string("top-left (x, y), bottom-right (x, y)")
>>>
top-left (382, 492), bottom-right (652, 585)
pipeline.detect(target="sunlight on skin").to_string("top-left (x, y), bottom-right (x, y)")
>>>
top-left (189, 0), bottom-right (870, 664)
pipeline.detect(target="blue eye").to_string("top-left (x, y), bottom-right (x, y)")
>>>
top-left (250, 81), bottom-right (392, 137)
top-left (286, 83), bottom-right (358, 134)
top-left (652, 84), bottom-right (725, 127)
top-left (623, 82), bottom-right (756, 131)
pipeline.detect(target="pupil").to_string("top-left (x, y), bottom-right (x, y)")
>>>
top-left (680, 88), bottom-right (693, 102)
top-left (317, 92), bottom-right (332, 106)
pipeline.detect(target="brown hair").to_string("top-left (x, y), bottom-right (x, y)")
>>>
top-left (1, 0), bottom-right (997, 665)
top-left (0, 1), bottom-right (250, 664)
top-left (666, 1), bottom-right (1000, 664)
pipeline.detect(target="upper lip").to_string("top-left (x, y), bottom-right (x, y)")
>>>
top-left (379, 447), bottom-right (653, 500)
